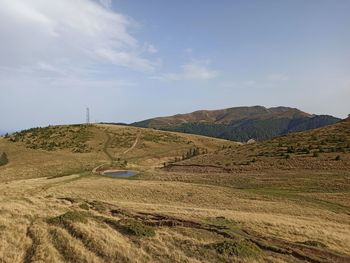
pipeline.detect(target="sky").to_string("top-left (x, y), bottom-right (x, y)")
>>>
top-left (0, 0), bottom-right (349, 131)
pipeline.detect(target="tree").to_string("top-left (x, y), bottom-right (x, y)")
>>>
top-left (0, 152), bottom-right (8, 166)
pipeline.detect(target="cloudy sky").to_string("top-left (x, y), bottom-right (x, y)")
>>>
top-left (0, 0), bottom-right (349, 131)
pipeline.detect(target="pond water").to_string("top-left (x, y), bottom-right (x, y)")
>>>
top-left (102, 170), bottom-right (137, 177)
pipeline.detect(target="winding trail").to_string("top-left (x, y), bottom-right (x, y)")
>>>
top-left (123, 132), bottom-right (140, 155)
top-left (92, 130), bottom-right (141, 174)
top-left (102, 131), bottom-right (114, 163)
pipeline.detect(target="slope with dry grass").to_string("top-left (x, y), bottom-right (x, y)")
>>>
top-left (0, 170), bottom-right (349, 263)
top-left (0, 124), bottom-right (233, 181)
top-left (168, 120), bottom-right (350, 172)
top-left (0, 123), bottom-right (349, 262)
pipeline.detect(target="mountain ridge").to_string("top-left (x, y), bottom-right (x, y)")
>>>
top-left (131, 106), bottom-right (340, 142)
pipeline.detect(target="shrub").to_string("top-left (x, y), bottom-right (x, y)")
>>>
top-left (287, 146), bottom-right (295, 153)
top-left (78, 203), bottom-right (90, 210)
top-left (124, 220), bottom-right (155, 237)
top-left (313, 152), bottom-right (319, 157)
top-left (302, 147), bottom-right (310, 154)
top-left (0, 152), bottom-right (8, 166)
top-left (182, 147), bottom-right (201, 160)
top-left (48, 211), bottom-right (89, 225)
top-left (335, 155), bottom-right (341, 161)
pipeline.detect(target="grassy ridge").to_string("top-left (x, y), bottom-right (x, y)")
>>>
top-left (174, 119), bottom-right (350, 171)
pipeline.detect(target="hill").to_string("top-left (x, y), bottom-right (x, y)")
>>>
top-left (0, 124), bottom-right (234, 181)
top-left (0, 123), bottom-right (349, 262)
top-left (131, 106), bottom-right (340, 142)
top-left (165, 117), bottom-right (350, 172)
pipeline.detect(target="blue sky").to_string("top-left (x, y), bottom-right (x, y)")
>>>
top-left (0, 0), bottom-right (349, 131)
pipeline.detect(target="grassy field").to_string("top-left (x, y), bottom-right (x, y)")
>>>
top-left (171, 120), bottom-right (350, 172)
top-left (0, 123), bottom-right (349, 262)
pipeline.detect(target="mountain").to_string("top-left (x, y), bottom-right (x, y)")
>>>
top-left (131, 106), bottom-right (340, 142)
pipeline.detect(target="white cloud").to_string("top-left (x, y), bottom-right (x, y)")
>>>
top-left (267, 73), bottom-right (289, 81)
top-left (152, 60), bottom-right (219, 81)
top-left (0, 0), bottom-right (157, 78)
top-left (98, 0), bottom-right (112, 9)
top-left (143, 43), bottom-right (158, 54)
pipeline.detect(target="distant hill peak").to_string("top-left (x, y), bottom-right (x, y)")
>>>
top-left (150, 106), bottom-right (310, 125)
top-left (131, 106), bottom-right (340, 142)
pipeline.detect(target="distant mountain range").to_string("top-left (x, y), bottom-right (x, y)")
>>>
top-left (131, 106), bottom-right (340, 142)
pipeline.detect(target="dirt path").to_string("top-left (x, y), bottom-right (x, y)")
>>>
top-left (92, 131), bottom-right (141, 174)
top-left (102, 131), bottom-right (114, 163)
top-left (123, 132), bottom-right (140, 155)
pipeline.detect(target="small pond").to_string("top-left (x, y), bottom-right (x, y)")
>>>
top-left (102, 170), bottom-right (137, 177)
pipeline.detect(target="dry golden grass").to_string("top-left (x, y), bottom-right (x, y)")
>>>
top-left (174, 120), bottom-right (350, 172)
top-left (0, 123), bottom-right (349, 262)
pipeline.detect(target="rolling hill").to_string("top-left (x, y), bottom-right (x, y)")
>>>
top-left (165, 116), bottom-right (350, 172)
top-left (0, 123), bottom-right (350, 262)
top-left (131, 106), bottom-right (340, 142)
top-left (0, 124), bottom-right (233, 181)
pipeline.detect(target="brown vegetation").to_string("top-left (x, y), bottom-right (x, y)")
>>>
top-left (0, 123), bottom-right (349, 262)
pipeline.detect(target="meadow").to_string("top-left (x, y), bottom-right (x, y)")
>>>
top-left (0, 123), bottom-right (349, 262)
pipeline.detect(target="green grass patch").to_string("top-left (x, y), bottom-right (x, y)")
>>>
top-left (9, 125), bottom-right (91, 152)
top-left (48, 211), bottom-right (89, 225)
top-left (0, 152), bottom-right (8, 166)
top-left (78, 203), bottom-right (90, 210)
top-left (123, 219), bottom-right (155, 237)
top-left (209, 239), bottom-right (262, 258)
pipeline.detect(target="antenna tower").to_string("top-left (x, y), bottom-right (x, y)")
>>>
top-left (86, 107), bottom-right (90, 124)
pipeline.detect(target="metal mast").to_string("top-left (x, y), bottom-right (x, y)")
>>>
top-left (86, 107), bottom-right (90, 124)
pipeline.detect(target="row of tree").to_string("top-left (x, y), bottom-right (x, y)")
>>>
top-left (164, 147), bottom-right (204, 167)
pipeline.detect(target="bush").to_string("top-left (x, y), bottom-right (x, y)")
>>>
top-left (78, 203), bottom-right (90, 210)
top-left (287, 146), bottom-right (295, 153)
top-left (313, 152), bottom-right (319, 157)
top-left (124, 220), bottom-right (155, 237)
top-left (302, 147), bottom-right (310, 154)
top-left (335, 155), bottom-right (341, 161)
top-left (48, 211), bottom-right (89, 225)
top-left (0, 152), bottom-right (8, 166)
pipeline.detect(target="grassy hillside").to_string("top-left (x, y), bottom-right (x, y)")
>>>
top-left (0, 124), bottom-right (233, 181)
top-left (132, 106), bottom-right (340, 142)
top-left (167, 118), bottom-right (350, 172)
top-left (0, 123), bottom-right (349, 262)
